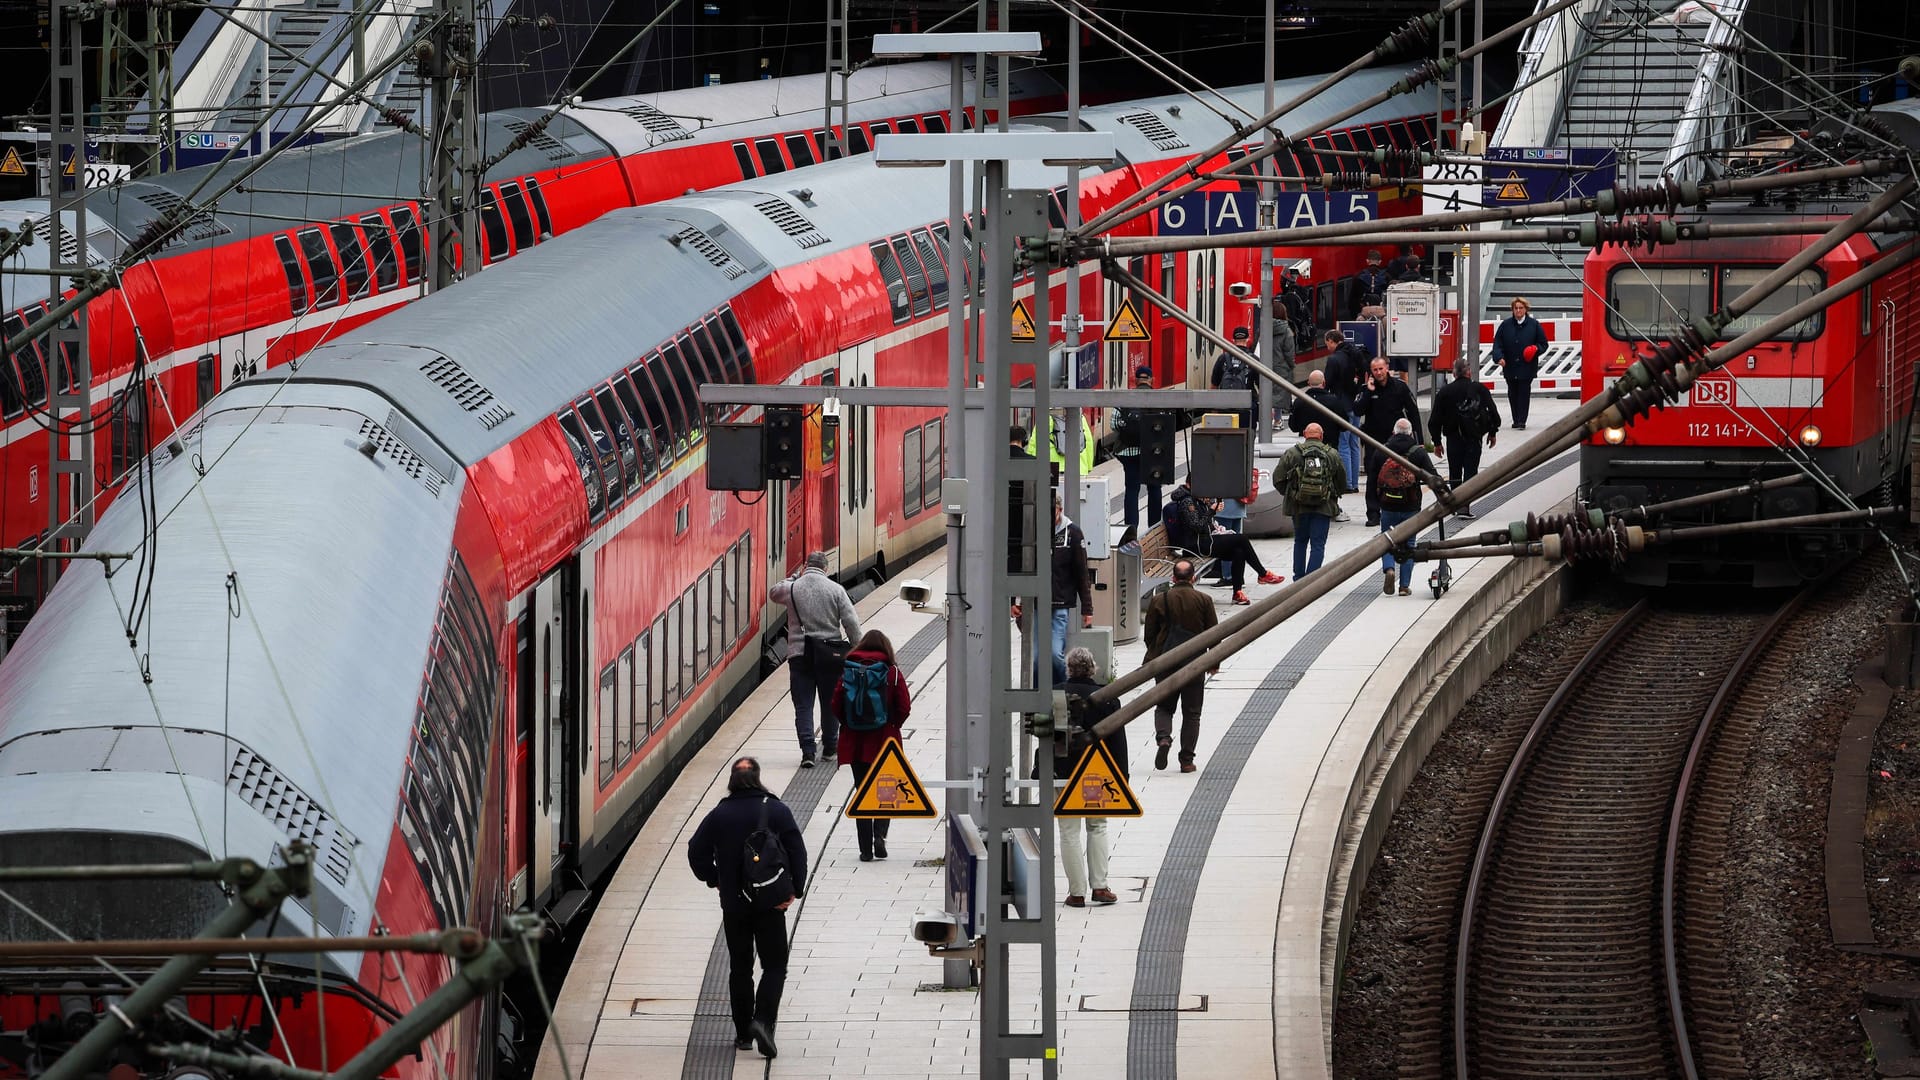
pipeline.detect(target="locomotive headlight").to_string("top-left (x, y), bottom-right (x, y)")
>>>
top-left (1798, 424), bottom-right (1822, 448)
top-left (1603, 426), bottom-right (1626, 445)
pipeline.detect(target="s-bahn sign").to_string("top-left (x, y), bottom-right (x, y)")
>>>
top-left (1159, 190), bottom-right (1377, 237)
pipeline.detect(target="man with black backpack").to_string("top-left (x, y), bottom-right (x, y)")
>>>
top-left (1211, 328), bottom-right (1257, 430)
top-left (1321, 330), bottom-right (1369, 493)
top-left (1368, 418), bottom-right (1438, 596)
top-left (687, 757), bottom-right (809, 1060)
top-left (1272, 423), bottom-right (1346, 579)
top-left (1428, 358), bottom-right (1500, 519)
top-left (1112, 365), bottom-right (1164, 532)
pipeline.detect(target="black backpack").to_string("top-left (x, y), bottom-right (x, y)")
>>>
top-left (739, 797), bottom-right (795, 910)
top-left (1218, 354), bottom-right (1251, 391)
top-left (1114, 407), bottom-right (1141, 449)
top-left (1452, 389), bottom-right (1488, 437)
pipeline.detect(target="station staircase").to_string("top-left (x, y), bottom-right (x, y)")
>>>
top-left (1478, 0), bottom-right (1731, 323)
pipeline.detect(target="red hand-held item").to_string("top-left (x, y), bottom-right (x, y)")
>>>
top-left (1522, 345), bottom-right (1538, 361)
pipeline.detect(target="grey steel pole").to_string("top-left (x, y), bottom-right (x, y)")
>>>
top-left (942, 52), bottom-right (973, 991)
top-left (1060, 6), bottom-right (1082, 722)
top-left (1257, 0), bottom-right (1276, 445)
top-left (40, 850), bottom-right (312, 1080)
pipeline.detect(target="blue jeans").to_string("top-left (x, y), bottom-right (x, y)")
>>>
top-left (1378, 509), bottom-right (1416, 589)
top-left (1292, 511), bottom-right (1330, 578)
top-left (1119, 453), bottom-right (1163, 531)
top-left (1337, 424), bottom-right (1361, 491)
top-left (1049, 607), bottom-right (1070, 684)
top-left (788, 655), bottom-right (839, 757)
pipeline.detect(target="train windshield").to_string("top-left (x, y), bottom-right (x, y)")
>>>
top-left (1721, 267), bottom-right (1824, 341)
top-left (1605, 265), bottom-right (1711, 340)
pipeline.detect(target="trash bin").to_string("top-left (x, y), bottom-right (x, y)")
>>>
top-left (1090, 548), bottom-right (1141, 644)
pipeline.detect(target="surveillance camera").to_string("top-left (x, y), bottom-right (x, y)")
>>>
top-left (1227, 282), bottom-right (1253, 299)
top-left (898, 578), bottom-right (934, 610)
top-left (911, 911), bottom-right (961, 947)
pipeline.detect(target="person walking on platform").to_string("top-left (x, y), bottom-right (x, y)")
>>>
top-left (1047, 646), bottom-right (1128, 907)
top-left (1429, 359), bottom-right (1500, 518)
top-left (1212, 327), bottom-right (1257, 430)
top-left (1353, 356), bottom-right (1423, 528)
top-left (1144, 559), bottom-right (1218, 773)
top-left (1113, 365), bottom-right (1164, 532)
top-left (1368, 418), bottom-right (1437, 596)
top-left (1010, 425), bottom-right (1032, 459)
top-left (830, 629), bottom-right (912, 863)
top-left (686, 757), bottom-right (808, 1060)
top-left (1288, 371), bottom-right (1352, 523)
top-left (1165, 472), bottom-right (1284, 605)
top-left (1489, 296), bottom-right (1549, 430)
top-left (1026, 411), bottom-right (1095, 478)
top-left (769, 552), bottom-right (860, 768)
top-left (1048, 499), bottom-right (1094, 682)
top-left (1354, 249), bottom-right (1390, 315)
top-left (1273, 423), bottom-right (1345, 579)
top-left (1321, 330), bottom-right (1367, 494)
top-left (1258, 294), bottom-right (1297, 422)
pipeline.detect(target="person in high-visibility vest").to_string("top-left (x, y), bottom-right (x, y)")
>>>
top-left (1024, 411), bottom-right (1095, 477)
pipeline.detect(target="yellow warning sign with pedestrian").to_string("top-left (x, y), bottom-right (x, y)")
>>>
top-left (1053, 741), bottom-right (1142, 817)
top-left (0, 148), bottom-right (25, 177)
top-left (1010, 296), bottom-right (1036, 342)
top-left (1493, 171), bottom-right (1529, 201)
top-left (845, 738), bottom-right (936, 819)
top-left (1103, 295), bottom-right (1150, 342)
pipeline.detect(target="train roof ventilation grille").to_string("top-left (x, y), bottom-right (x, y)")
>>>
top-left (27, 219), bottom-right (97, 267)
top-left (128, 189), bottom-right (232, 244)
top-left (620, 102), bottom-right (694, 144)
top-left (500, 118), bottom-right (573, 163)
top-left (753, 198), bottom-right (829, 249)
top-left (227, 745), bottom-right (358, 887)
top-left (1116, 110), bottom-right (1188, 151)
top-left (357, 416), bottom-right (446, 496)
top-left (673, 226), bottom-right (748, 279)
top-left (421, 355), bottom-right (515, 430)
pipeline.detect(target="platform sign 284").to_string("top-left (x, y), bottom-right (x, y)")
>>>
top-left (1158, 190), bottom-right (1376, 237)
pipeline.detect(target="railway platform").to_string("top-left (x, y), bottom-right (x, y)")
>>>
top-left (535, 397), bottom-right (1582, 1079)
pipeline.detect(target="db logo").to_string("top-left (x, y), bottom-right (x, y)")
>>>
top-left (1690, 379), bottom-right (1734, 407)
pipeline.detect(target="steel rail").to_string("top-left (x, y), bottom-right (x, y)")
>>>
top-left (1449, 598), bottom-right (1649, 1079)
top-left (1661, 590), bottom-right (1808, 1080)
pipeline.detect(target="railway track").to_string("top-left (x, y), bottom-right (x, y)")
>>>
top-left (1448, 593), bottom-right (1808, 1079)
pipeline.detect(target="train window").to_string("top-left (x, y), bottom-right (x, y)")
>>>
top-left (631, 361), bottom-right (679, 462)
top-left (632, 631), bottom-right (650, 751)
top-left (392, 205), bottom-right (423, 283)
top-left (1723, 267), bottom-right (1825, 341)
top-left (360, 215), bottom-right (400, 291)
top-left (1606, 265), bottom-right (1711, 340)
top-left (678, 329), bottom-right (720, 393)
top-left (848, 126), bottom-right (871, 156)
top-left (1223, 147), bottom-right (1258, 194)
top-left (294, 228), bottom-right (339, 309)
top-left (658, 341), bottom-right (704, 445)
top-left (479, 189), bottom-right (508, 262)
top-left (708, 564), bottom-right (726, 660)
top-left (813, 129), bottom-right (836, 160)
top-left (575, 395), bottom-right (627, 509)
top-left (695, 569), bottom-right (713, 672)
top-left (718, 307), bottom-right (754, 383)
top-left (785, 133), bottom-right (815, 168)
top-left (593, 386), bottom-right (641, 498)
top-left (13, 340), bottom-right (45, 408)
top-left (922, 417), bottom-right (943, 513)
top-left (650, 348), bottom-right (695, 454)
top-left (871, 121), bottom-right (892, 137)
top-left (754, 139), bottom-right (786, 175)
top-left (616, 645), bottom-right (634, 769)
top-left (524, 178), bottom-right (554, 236)
top-left (1328, 130), bottom-right (1356, 156)
top-left (732, 142), bottom-right (756, 179)
top-left (1314, 282), bottom-right (1336, 333)
top-left (610, 375), bottom-right (658, 481)
top-left (1294, 139), bottom-right (1324, 180)
top-left (896, 117), bottom-right (920, 135)
top-left (679, 583), bottom-right (698, 700)
top-left (924, 113), bottom-right (947, 134)
top-left (696, 316), bottom-right (737, 385)
top-left (903, 426), bottom-right (923, 514)
top-left (274, 234), bottom-right (310, 315)
top-left (909, 228), bottom-right (948, 311)
top-left (330, 223), bottom-right (370, 300)
top-left (933, 221), bottom-right (972, 296)
top-left (663, 600), bottom-right (681, 711)
top-left (647, 612), bottom-right (667, 732)
top-left (597, 663), bottom-right (617, 789)
top-left (109, 385), bottom-right (143, 476)
top-left (501, 182), bottom-right (536, 251)
top-left (0, 315), bottom-right (25, 416)
top-left (890, 236), bottom-right (932, 317)
top-left (197, 353), bottom-right (216, 408)
top-left (556, 409), bottom-right (604, 521)
top-left (870, 240), bottom-right (912, 325)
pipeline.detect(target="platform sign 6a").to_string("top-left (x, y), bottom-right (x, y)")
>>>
top-left (1159, 190), bottom-right (1377, 237)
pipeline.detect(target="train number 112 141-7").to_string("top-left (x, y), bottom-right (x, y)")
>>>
top-left (1686, 421), bottom-right (1745, 439)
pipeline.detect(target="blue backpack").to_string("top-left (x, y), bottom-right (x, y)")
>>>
top-left (840, 660), bottom-right (892, 731)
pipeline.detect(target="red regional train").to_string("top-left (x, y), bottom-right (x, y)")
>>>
top-left (0, 61), bottom-right (1062, 620)
top-left (0, 69), bottom-right (1440, 1080)
top-left (1579, 187), bottom-right (1920, 585)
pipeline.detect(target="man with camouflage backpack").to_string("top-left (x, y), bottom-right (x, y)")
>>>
top-left (1428, 358), bottom-right (1501, 518)
top-left (1272, 423), bottom-right (1347, 579)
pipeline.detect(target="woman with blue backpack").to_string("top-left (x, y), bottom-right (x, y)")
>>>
top-left (831, 629), bottom-right (913, 862)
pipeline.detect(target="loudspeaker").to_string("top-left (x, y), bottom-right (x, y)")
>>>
top-left (705, 423), bottom-right (766, 490)
top-left (1138, 409), bottom-right (1176, 484)
top-left (765, 407), bottom-right (805, 480)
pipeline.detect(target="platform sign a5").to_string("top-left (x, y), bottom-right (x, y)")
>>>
top-left (1159, 190), bottom-right (1377, 237)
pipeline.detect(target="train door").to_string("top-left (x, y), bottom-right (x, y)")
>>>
top-left (1879, 298), bottom-right (1897, 472)
top-left (1185, 248), bottom-right (1224, 386)
top-left (521, 556), bottom-right (581, 906)
top-left (837, 343), bottom-right (877, 573)
top-left (812, 367), bottom-right (842, 570)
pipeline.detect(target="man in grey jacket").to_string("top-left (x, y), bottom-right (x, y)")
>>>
top-left (769, 552), bottom-right (862, 767)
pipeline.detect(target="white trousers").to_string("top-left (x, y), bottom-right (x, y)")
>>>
top-left (1060, 816), bottom-right (1110, 896)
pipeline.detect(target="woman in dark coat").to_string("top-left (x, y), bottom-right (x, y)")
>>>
top-left (1488, 295), bottom-right (1551, 429)
top-left (830, 629), bottom-right (912, 861)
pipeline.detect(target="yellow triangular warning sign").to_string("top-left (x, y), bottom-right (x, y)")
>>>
top-left (63, 154), bottom-right (77, 177)
top-left (1052, 740), bottom-right (1143, 818)
top-left (845, 738), bottom-right (937, 819)
top-left (0, 148), bottom-right (24, 177)
top-left (1104, 295), bottom-right (1150, 343)
top-left (1010, 296), bottom-right (1036, 342)
top-left (1494, 171), bottom-right (1528, 201)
